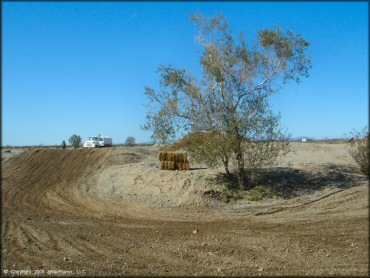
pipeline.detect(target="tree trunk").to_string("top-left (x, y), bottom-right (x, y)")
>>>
top-left (221, 156), bottom-right (230, 176)
top-left (231, 123), bottom-right (246, 190)
top-left (236, 151), bottom-right (246, 190)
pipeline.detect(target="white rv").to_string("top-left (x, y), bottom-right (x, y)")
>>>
top-left (83, 136), bottom-right (112, 148)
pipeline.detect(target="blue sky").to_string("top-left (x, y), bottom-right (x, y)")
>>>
top-left (3, 1), bottom-right (368, 146)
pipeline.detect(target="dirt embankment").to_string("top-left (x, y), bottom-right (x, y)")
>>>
top-left (2, 148), bottom-right (109, 216)
top-left (1, 144), bottom-right (368, 276)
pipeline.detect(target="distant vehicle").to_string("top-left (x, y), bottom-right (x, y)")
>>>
top-left (83, 136), bottom-right (112, 148)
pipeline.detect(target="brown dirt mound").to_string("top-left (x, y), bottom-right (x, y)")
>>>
top-left (2, 148), bottom-right (109, 215)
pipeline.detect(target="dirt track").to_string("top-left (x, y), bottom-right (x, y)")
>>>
top-left (1, 145), bottom-right (369, 276)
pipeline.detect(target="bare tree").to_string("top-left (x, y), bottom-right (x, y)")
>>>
top-left (143, 14), bottom-right (311, 189)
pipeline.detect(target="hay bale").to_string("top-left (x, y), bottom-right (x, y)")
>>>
top-left (159, 151), bottom-right (188, 170)
top-left (168, 161), bottom-right (175, 170)
top-left (162, 161), bottom-right (171, 170)
top-left (159, 151), bottom-right (188, 162)
top-left (167, 152), bottom-right (174, 161)
top-left (161, 152), bottom-right (168, 161)
top-left (177, 153), bottom-right (184, 163)
top-left (171, 152), bottom-right (186, 163)
top-left (182, 162), bottom-right (190, 171)
top-left (160, 160), bottom-right (177, 170)
top-left (175, 162), bottom-right (189, 171)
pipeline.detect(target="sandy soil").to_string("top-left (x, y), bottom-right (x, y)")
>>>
top-left (1, 143), bottom-right (368, 276)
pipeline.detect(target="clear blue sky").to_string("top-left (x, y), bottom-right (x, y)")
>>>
top-left (3, 1), bottom-right (368, 146)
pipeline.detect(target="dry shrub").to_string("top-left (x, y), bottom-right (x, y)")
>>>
top-left (348, 128), bottom-right (369, 176)
top-left (171, 132), bottom-right (232, 169)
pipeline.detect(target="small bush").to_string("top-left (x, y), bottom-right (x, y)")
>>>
top-left (125, 136), bottom-right (136, 146)
top-left (225, 188), bottom-right (243, 200)
top-left (265, 190), bottom-right (276, 199)
top-left (248, 195), bottom-right (262, 202)
top-left (348, 128), bottom-right (369, 176)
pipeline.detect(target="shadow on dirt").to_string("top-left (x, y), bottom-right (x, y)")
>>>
top-left (207, 164), bottom-right (368, 199)
top-left (190, 167), bottom-right (208, 171)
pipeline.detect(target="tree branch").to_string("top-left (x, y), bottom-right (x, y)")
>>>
top-left (235, 71), bottom-right (278, 108)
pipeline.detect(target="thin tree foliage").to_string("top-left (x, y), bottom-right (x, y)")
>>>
top-left (169, 131), bottom-right (234, 176)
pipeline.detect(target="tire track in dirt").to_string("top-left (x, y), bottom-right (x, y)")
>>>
top-left (2, 149), bottom-right (107, 214)
top-left (1, 146), bottom-right (368, 276)
top-left (254, 188), bottom-right (346, 216)
top-left (2, 148), bottom-right (111, 264)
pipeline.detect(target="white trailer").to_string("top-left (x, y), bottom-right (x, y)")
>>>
top-left (83, 136), bottom-right (112, 148)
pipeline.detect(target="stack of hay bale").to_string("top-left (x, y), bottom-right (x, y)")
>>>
top-left (159, 152), bottom-right (190, 170)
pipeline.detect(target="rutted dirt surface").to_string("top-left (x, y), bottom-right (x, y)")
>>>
top-left (1, 144), bottom-right (368, 276)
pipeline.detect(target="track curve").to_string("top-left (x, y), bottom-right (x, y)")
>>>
top-left (1, 147), bottom-right (368, 276)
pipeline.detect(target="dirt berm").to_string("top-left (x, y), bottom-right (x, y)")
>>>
top-left (1, 145), bottom-right (368, 276)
